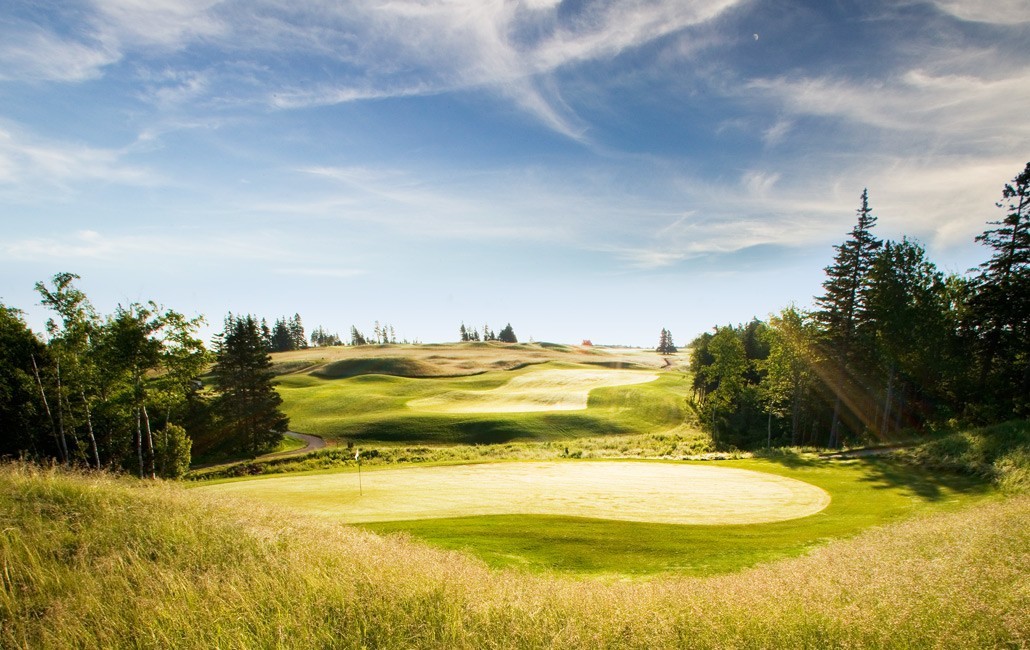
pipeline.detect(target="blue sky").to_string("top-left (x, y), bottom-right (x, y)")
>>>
top-left (2, 0), bottom-right (1028, 347)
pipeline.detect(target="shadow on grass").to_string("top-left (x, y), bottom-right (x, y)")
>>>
top-left (751, 449), bottom-right (822, 469)
top-left (852, 457), bottom-right (991, 501)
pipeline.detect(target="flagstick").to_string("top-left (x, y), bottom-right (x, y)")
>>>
top-left (356, 449), bottom-right (362, 496)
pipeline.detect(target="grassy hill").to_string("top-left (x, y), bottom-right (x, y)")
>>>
top-left (271, 343), bottom-right (695, 445)
top-left (2, 462), bottom-right (1026, 648)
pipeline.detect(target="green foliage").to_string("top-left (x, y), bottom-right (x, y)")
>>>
top-left (896, 420), bottom-right (1030, 492)
top-left (154, 423), bottom-right (191, 479)
top-left (656, 327), bottom-right (677, 354)
top-left (497, 323), bottom-right (518, 343)
top-left (0, 304), bottom-right (49, 457)
top-left (212, 315), bottom-right (289, 455)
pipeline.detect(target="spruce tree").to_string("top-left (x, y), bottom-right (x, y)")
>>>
top-left (970, 161), bottom-right (1030, 416)
top-left (815, 189), bottom-right (882, 446)
top-left (212, 315), bottom-right (289, 454)
top-left (657, 328), bottom-right (677, 354)
top-left (498, 323), bottom-right (518, 343)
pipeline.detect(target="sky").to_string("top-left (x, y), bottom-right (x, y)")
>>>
top-left (2, 0), bottom-right (1028, 347)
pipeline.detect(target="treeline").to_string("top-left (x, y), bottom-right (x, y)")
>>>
top-left (0, 279), bottom-right (297, 475)
top-left (0, 274), bottom-right (207, 477)
top-left (690, 163), bottom-right (1029, 449)
top-left (459, 322), bottom-right (517, 343)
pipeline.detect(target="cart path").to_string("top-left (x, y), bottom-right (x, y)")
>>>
top-left (261, 431), bottom-right (326, 460)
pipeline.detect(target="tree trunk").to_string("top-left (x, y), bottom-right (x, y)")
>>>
top-left (881, 364), bottom-right (895, 437)
top-left (829, 395), bottom-right (842, 449)
top-left (136, 408), bottom-right (144, 479)
top-left (80, 390), bottom-right (101, 470)
top-left (31, 354), bottom-right (60, 461)
top-left (141, 405), bottom-right (156, 480)
top-left (55, 359), bottom-right (70, 464)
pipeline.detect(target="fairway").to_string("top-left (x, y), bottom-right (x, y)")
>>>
top-left (406, 368), bottom-right (659, 413)
top-left (200, 461), bottom-right (830, 525)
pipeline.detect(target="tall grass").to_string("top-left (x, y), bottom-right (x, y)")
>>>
top-left (2, 463), bottom-right (1026, 648)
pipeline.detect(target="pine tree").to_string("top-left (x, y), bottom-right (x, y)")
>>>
top-left (270, 318), bottom-right (292, 352)
top-left (656, 328), bottom-right (677, 354)
top-left (815, 189), bottom-right (882, 446)
top-left (289, 313), bottom-right (307, 350)
top-left (970, 161), bottom-right (1030, 416)
top-left (212, 315), bottom-right (289, 455)
top-left (498, 323), bottom-right (517, 343)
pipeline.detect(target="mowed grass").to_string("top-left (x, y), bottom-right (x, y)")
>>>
top-left (276, 361), bottom-right (693, 444)
top-left (2, 463), bottom-right (1025, 648)
top-left (199, 457), bottom-right (993, 576)
top-left (407, 369), bottom-right (659, 413)
top-left (197, 461), bottom-right (830, 525)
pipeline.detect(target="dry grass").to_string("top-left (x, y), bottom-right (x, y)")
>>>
top-left (406, 369), bottom-right (659, 413)
top-left (197, 461), bottom-right (830, 524)
top-left (1, 463), bottom-right (1026, 649)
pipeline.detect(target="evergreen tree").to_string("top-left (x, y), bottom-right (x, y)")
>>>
top-left (815, 189), bottom-right (882, 446)
top-left (498, 323), bottom-right (518, 343)
top-left (212, 315), bottom-right (289, 455)
top-left (969, 161), bottom-right (1030, 416)
top-left (862, 238), bottom-right (950, 432)
top-left (289, 313), bottom-right (307, 350)
top-left (656, 328), bottom-right (677, 354)
top-left (260, 318), bottom-right (272, 350)
top-left (270, 318), bottom-right (292, 353)
top-left (350, 326), bottom-right (367, 346)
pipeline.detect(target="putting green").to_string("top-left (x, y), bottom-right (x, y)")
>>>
top-left (201, 461), bottom-right (830, 525)
top-left (406, 368), bottom-right (659, 413)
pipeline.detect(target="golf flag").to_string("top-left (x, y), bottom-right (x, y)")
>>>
top-left (355, 449), bottom-right (360, 461)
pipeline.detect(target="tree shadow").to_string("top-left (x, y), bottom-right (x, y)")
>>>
top-left (851, 457), bottom-right (991, 501)
top-left (751, 449), bottom-right (822, 469)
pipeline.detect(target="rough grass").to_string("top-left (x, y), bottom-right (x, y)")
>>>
top-left (1, 463), bottom-right (1026, 648)
top-left (895, 419), bottom-right (1030, 492)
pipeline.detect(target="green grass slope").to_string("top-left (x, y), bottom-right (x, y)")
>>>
top-left (2, 463), bottom-right (1026, 648)
top-left (276, 361), bottom-right (694, 445)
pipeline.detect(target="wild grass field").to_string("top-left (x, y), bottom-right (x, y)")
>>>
top-left (271, 343), bottom-right (693, 445)
top-left (2, 463), bottom-right (1026, 648)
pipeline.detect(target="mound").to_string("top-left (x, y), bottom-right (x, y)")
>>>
top-left (311, 357), bottom-right (442, 379)
top-left (201, 461), bottom-right (831, 525)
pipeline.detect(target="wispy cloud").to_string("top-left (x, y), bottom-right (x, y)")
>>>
top-left (0, 229), bottom-right (285, 263)
top-left (746, 64), bottom-right (1030, 150)
top-left (930, 0), bottom-right (1030, 24)
top-left (0, 22), bottom-right (117, 82)
top-left (0, 125), bottom-right (157, 189)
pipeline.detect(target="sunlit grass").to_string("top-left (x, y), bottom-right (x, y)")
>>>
top-left (197, 456), bottom-right (992, 575)
top-left (1, 463), bottom-right (1025, 648)
top-left (276, 362), bottom-right (693, 444)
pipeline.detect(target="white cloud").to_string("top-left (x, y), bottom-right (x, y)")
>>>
top-left (91, 0), bottom-right (226, 49)
top-left (747, 65), bottom-right (1030, 149)
top-left (930, 0), bottom-right (1030, 24)
top-left (0, 125), bottom-right (157, 189)
top-left (0, 23), bottom-right (117, 82)
top-left (0, 229), bottom-right (284, 263)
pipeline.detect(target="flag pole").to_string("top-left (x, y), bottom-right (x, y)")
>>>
top-left (355, 448), bottom-right (362, 496)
